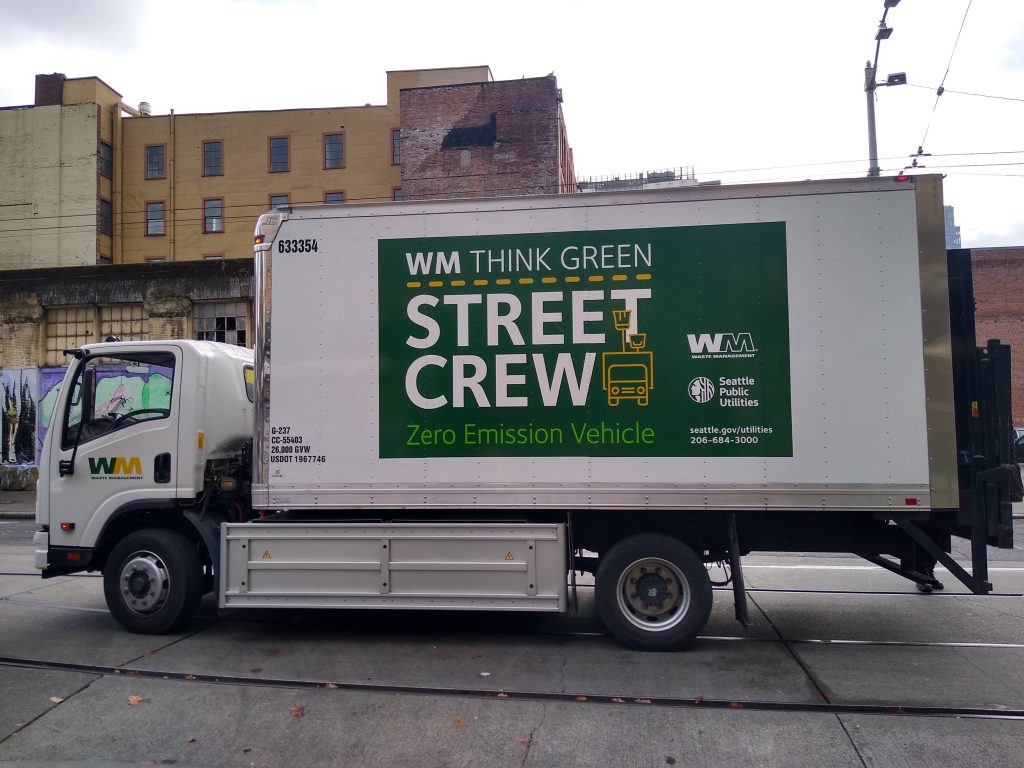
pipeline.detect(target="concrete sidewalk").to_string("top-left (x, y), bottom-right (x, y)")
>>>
top-left (0, 490), bottom-right (36, 519)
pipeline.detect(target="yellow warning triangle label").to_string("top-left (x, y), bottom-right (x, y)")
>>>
top-left (505, 552), bottom-right (514, 561)
top-left (262, 551), bottom-right (271, 560)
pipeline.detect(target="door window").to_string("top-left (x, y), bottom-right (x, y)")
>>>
top-left (61, 352), bottom-right (176, 450)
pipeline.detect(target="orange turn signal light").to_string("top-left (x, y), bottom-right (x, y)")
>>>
top-left (60, 522), bottom-right (75, 532)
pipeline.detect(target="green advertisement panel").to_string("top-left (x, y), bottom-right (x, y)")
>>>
top-left (378, 223), bottom-right (791, 458)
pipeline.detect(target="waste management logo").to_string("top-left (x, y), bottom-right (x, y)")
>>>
top-left (377, 223), bottom-right (792, 458)
top-left (88, 456), bottom-right (144, 479)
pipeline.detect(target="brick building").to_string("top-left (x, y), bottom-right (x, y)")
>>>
top-left (0, 66), bottom-right (576, 270)
top-left (400, 76), bottom-right (574, 200)
top-left (970, 247), bottom-right (1024, 426)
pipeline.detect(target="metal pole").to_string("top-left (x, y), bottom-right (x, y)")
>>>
top-left (865, 61), bottom-right (880, 177)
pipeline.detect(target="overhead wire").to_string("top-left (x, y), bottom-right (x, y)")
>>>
top-left (1, 151), bottom-right (1023, 241)
top-left (906, 83), bottom-right (1024, 104)
top-left (915, 0), bottom-right (973, 158)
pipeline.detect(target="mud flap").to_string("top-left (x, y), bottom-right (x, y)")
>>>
top-left (728, 513), bottom-right (751, 626)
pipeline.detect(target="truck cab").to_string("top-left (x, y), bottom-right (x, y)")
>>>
top-left (34, 341), bottom-right (253, 630)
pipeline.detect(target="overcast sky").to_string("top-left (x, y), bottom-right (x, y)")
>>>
top-left (3, 0), bottom-right (1022, 247)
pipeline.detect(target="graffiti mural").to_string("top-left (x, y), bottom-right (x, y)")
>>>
top-left (38, 367), bottom-right (67, 459)
top-left (2, 369), bottom-right (39, 465)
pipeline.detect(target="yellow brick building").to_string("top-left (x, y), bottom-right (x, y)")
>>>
top-left (0, 66), bottom-right (508, 269)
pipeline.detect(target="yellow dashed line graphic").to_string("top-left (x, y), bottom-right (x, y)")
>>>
top-left (405, 274), bottom-right (648, 288)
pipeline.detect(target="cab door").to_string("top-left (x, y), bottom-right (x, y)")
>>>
top-left (46, 347), bottom-right (182, 553)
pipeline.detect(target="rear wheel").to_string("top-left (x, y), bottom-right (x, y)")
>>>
top-left (595, 533), bottom-right (712, 651)
top-left (103, 529), bottom-right (203, 634)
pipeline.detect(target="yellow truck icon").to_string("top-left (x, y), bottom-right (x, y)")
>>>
top-left (602, 310), bottom-right (653, 407)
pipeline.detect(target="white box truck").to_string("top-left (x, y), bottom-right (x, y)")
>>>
top-left (33, 175), bottom-right (1016, 650)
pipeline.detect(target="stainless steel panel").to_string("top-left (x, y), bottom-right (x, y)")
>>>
top-left (221, 522), bottom-right (567, 611)
top-left (915, 176), bottom-right (959, 509)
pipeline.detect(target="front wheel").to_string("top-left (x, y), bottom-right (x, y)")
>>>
top-left (103, 528), bottom-right (203, 634)
top-left (595, 533), bottom-right (712, 651)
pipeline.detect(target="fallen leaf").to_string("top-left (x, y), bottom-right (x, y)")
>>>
top-left (48, 696), bottom-right (64, 704)
top-left (496, 692), bottom-right (509, 698)
top-left (184, 675), bottom-right (197, 681)
top-left (324, 683), bottom-right (338, 689)
top-left (290, 704), bottom-right (305, 718)
top-left (128, 695), bottom-right (144, 706)
top-left (519, 737), bottom-right (531, 745)
top-left (575, 696), bottom-right (587, 702)
top-left (453, 715), bottom-right (467, 726)
top-left (635, 698), bottom-right (652, 705)
top-left (611, 697), bottom-right (626, 703)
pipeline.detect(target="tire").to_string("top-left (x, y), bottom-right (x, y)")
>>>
top-left (595, 533), bottom-right (713, 651)
top-left (103, 529), bottom-right (203, 634)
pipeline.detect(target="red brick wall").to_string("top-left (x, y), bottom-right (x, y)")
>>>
top-left (971, 247), bottom-right (1024, 425)
top-left (400, 77), bottom-right (565, 200)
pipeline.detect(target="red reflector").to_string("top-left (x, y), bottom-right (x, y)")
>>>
top-left (60, 522), bottom-right (75, 532)
top-left (894, 174), bottom-right (910, 182)
top-left (66, 552), bottom-right (81, 561)
top-left (905, 498), bottom-right (918, 506)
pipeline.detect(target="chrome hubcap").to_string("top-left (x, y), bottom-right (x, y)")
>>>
top-left (119, 551), bottom-right (169, 614)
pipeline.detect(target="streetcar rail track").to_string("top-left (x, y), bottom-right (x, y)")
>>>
top-left (0, 654), bottom-right (1020, 721)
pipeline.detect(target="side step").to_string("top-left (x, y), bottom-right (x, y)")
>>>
top-left (220, 522), bottom-right (568, 611)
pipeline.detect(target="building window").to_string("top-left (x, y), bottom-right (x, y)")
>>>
top-left (203, 140), bottom-right (223, 176)
top-left (324, 191), bottom-right (345, 205)
top-left (146, 145), bottom-right (165, 179)
top-left (392, 129), bottom-right (401, 165)
top-left (269, 194), bottom-right (289, 210)
top-left (195, 301), bottom-right (248, 347)
top-left (45, 307), bottom-right (95, 365)
top-left (99, 199), bottom-right (113, 236)
top-left (324, 133), bottom-right (344, 169)
top-left (98, 141), bottom-right (113, 178)
top-left (269, 137), bottom-right (289, 173)
top-left (393, 187), bottom-right (404, 202)
top-left (203, 198), bottom-right (224, 233)
top-left (100, 304), bottom-right (148, 342)
top-left (146, 202), bottom-right (165, 236)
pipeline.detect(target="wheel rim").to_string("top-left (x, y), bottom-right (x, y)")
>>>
top-left (615, 556), bottom-right (692, 633)
top-left (118, 550), bottom-right (170, 615)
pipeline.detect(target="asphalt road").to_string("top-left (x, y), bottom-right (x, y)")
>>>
top-left (1, 515), bottom-right (1023, 767)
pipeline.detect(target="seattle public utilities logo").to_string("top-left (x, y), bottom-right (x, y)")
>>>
top-left (688, 377), bottom-right (715, 404)
top-left (88, 456), bottom-right (143, 479)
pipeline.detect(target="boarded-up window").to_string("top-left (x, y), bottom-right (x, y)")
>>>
top-left (100, 305), bottom-right (148, 342)
top-left (45, 307), bottom-right (95, 365)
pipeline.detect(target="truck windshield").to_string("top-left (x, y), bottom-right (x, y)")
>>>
top-left (61, 352), bottom-right (176, 450)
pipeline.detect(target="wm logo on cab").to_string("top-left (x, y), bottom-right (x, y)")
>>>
top-left (88, 456), bottom-right (143, 478)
